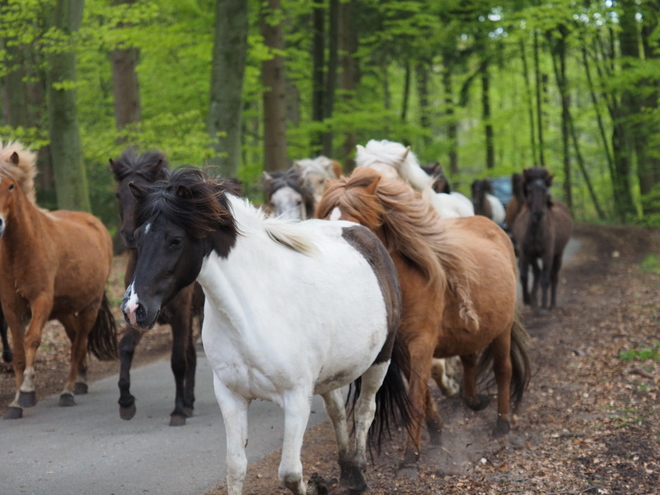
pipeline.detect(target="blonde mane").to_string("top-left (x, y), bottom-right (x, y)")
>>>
top-left (0, 141), bottom-right (38, 204)
top-left (318, 167), bottom-right (479, 326)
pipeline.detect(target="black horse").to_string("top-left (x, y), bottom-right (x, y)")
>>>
top-left (110, 148), bottom-right (204, 426)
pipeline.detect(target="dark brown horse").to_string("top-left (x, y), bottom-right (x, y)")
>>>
top-left (421, 163), bottom-right (451, 194)
top-left (0, 141), bottom-right (117, 419)
top-left (318, 168), bottom-right (531, 474)
top-left (110, 148), bottom-right (204, 426)
top-left (505, 172), bottom-right (524, 230)
top-left (512, 167), bottom-right (573, 311)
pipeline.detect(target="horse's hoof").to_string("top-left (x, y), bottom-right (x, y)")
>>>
top-left (183, 406), bottom-right (194, 418)
top-left (119, 403), bottom-right (137, 420)
top-left (74, 382), bottom-right (89, 395)
top-left (169, 414), bottom-right (186, 427)
top-left (397, 463), bottom-right (419, 479)
top-left (4, 406), bottom-right (23, 419)
top-left (58, 393), bottom-right (76, 407)
top-left (466, 394), bottom-right (490, 411)
top-left (492, 417), bottom-right (510, 438)
top-left (18, 391), bottom-right (37, 408)
top-left (306, 473), bottom-right (338, 495)
top-left (2, 349), bottom-right (12, 363)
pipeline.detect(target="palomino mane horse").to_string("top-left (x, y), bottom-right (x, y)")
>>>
top-left (317, 167), bottom-right (531, 474)
top-left (292, 155), bottom-right (343, 205)
top-left (0, 141), bottom-right (117, 420)
top-left (120, 168), bottom-right (412, 495)
top-left (356, 139), bottom-right (474, 218)
top-left (262, 168), bottom-right (315, 220)
top-left (0, 141), bottom-right (39, 365)
top-left (512, 167), bottom-right (573, 311)
top-left (110, 148), bottom-right (204, 426)
top-left (471, 178), bottom-right (506, 225)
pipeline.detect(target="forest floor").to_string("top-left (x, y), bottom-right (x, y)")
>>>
top-left (1, 224), bottom-right (659, 495)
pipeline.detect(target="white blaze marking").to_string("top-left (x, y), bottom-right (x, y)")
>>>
top-left (144, 223), bottom-right (151, 234)
top-left (124, 282), bottom-right (140, 326)
top-left (329, 207), bottom-right (342, 221)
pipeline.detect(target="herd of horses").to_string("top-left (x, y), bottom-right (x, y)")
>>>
top-left (0, 139), bottom-right (574, 495)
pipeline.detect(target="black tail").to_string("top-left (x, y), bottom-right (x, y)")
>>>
top-left (88, 293), bottom-right (118, 361)
top-left (349, 337), bottom-right (417, 453)
top-left (477, 313), bottom-right (532, 409)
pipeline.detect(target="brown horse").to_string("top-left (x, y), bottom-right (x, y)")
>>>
top-left (317, 167), bottom-right (531, 473)
top-left (0, 141), bottom-right (117, 419)
top-left (110, 148), bottom-right (204, 426)
top-left (512, 167), bottom-right (573, 311)
top-left (505, 172), bottom-right (524, 230)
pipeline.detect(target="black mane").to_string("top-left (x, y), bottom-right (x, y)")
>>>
top-left (110, 148), bottom-right (169, 183)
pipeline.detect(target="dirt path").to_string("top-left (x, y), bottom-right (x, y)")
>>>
top-left (206, 223), bottom-right (660, 495)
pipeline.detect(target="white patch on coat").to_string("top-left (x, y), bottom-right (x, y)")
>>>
top-left (329, 207), bottom-right (342, 221)
top-left (486, 193), bottom-right (506, 225)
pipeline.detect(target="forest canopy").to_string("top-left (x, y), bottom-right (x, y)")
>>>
top-left (1, 0), bottom-right (659, 230)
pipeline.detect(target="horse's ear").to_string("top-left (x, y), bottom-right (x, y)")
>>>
top-left (10, 152), bottom-right (19, 165)
top-left (150, 159), bottom-right (167, 179)
top-left (545, 173), bottom-right (554, 187)
top-left (108, 158), bottom-right (116, 172)
top-left (364, 174), bottom-right (381, 195)
top-left (176, 184), bottom-right (193, 199)
top-left (128, 182), bottom-right (148, 200)
top-left (401, 146), bottom-right (411, 160)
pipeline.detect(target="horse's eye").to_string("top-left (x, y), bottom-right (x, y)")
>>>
top-left (8, 184), bottom-right (14, 191)
top-left (169, 238), bottom-right (183, 249)
top-left (296, 200), bottom-right (302, 206)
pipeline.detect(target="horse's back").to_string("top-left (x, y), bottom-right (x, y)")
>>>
top-left (486, 194), bottom-right (506, 224)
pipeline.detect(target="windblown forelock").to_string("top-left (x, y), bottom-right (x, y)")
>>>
top-left (135, 169), bottom-right (237, 239)
top-left (111, 149), bottom-right (169, 182)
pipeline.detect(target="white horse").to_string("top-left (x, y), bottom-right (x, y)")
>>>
top-left (471, 178), bottom-right (506, 225)
top-left (262, 169), bottom-right (315, 221)
top-left (292, 155), bottom-right (343, 205)
top-left (356, 139), bottom-right (472, 397)
top-left (121, 168), bottom-right (411, 495)
top-left (356, 139), bottom-right (474, 219)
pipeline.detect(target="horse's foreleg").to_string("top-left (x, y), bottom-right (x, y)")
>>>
top-left (539, 255), bottom-right (552, 309)
top-left (518, 254), bottom-right (531, 306)
top-left (491, 333), bottom-right (513, 437)
top-left (530, 260), bottom-right (541, 309)
top-left (460, 353), bottom-right (489, 411)
top-left (279, 389), bottom-right (313, 495)
top-left (18, 295), bottom-right (52, 409)
top-left (213, 373), bottom-right (250, 495)
top-left (169, 303), bottom-right (194, 426)
top-left (118, 325), bottom-right (143, 420)
top-left (549, 253), bottom-right (563, 310)
top-left (4, 313), bottom-right (26, 419)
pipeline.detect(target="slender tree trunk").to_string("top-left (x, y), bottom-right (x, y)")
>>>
top-left (481, 59), bottom-right (494, 169)
top-left (442, 62), bottom-right (458, 175)
top-left (208, 0), bottom-right (248, 177)
top-left (416, 62), bottom-right (431, 147)
top-left (401, 60), bottom-right (411, 121)
top-left (533, 30), bottom-right (545, 167)
top-left (260, 0), bottom-right (287, 172)
top-left (48, 0), bottom-right (90, 212)
top-left (322, 0), bottom-right (339, 157)
top-left (339, 0), bottom-right (357, 171)
top-left (519, 37), bottom-right (537, 166)
top-left (311, 0), bottom-right (325, 154)
top-left (111, 46), bottom-right (141, 132)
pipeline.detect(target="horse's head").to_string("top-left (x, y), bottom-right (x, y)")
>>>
top-left (522, 167), bottom-right (553, 223)
top-left (421, 163), bottom-right (450, 194)
top-left (292, 156), bottom-right (340, 204)
top-left (262, 169), bottom-right (314, 221)
top-left (316, 167), bottom-right (385, 231)
top-left (110, 149), bottom-right (169, 249)
top-left (0, 174), bottom-right (23, 238)
top-left (121, 168), bottom-right (238, 329)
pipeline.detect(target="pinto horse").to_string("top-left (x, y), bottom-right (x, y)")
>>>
top-left (120, 168), bottom-right (411, 495)
top-left (110, 148), bottom-right (204, 426)
top-left (262, 168), bottom-right (315, 220)
top-left (0, 141), bottom-right (117, 419)
top-left (317, 167), bottom-right (531, 473)
top-left (471, 178), bottom-right (506, 225)
top-left (512, 167), bottom-right (573, 311)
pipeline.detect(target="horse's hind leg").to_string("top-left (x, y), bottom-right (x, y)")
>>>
top-left (213, 372), bottom-right (250, 495)
top-left (549, 253), bottom-right (563, 310)
top-left (118, 325), bottom-right (143, 420)
top-left (60, 314), bottom-right (88, 395)
top-left (460, 353), bottom-right (489, 411)
top-left (491, 332), bottom-right (513, 437)
top-left (279, 389), bottom-right (313, 495)
top-left (59, 308), bottom-right (97, 406)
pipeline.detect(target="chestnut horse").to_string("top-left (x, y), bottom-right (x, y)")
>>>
top-left (512, 167), bottom-right (573, 311)
top-left (110, 148), bottom-right (204, 426)
top-left (318, 168), bottom-right (531, 473)
top-left (0, 141), bottom-right (117, 419)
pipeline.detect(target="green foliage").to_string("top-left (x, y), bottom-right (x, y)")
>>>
top-left (639, 254), bottom-right (660, 275)
top-left (619, 341), bottom-right (660, 362)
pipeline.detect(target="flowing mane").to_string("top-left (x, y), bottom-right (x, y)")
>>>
top-left (0, 140), bottom-right (38, 204)
top-left (109, 148), bottom-right (169, 182)
top-left (293, 155), bottom-right (341, 179)
top-left (355, 139), bottom-right (435, 191)
top-left (318, 168), bottom-right (479, 325)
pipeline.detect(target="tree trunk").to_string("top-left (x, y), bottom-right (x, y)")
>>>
top-left (207, 0), bottom-right (248, 178)
top-left (401, 60), bottom-right (410, 121)
top-left (339, 0), bottom-right (357, 172)
top-left (533, 30), bottom-right (545, 167)
top-left (48, 0), bottom-right (90, 212)
top-left (260, 0), bottom-right (287, 172)
top-left (416, 62), bottom-right (431, 147)
top-left (442, 61), bottom-right (458, 175)
top-left (481, 59), bottom-right (494, 169)
top-left (311, 0), bottom-right (324, 154)
top-left (519, 37), bottom-right (537, 167)
top-left (322, 0), bottom-right (339, 157)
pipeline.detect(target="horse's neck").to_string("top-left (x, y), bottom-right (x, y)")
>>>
top-left (2, 193), bottom-right (44, 252)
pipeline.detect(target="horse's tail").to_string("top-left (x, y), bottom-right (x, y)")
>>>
top-left (349, 336), bottom-right (417, 454)
top-left (478, 313), bottom-right (531, 410)
top-left (88, 293), bottom-right (118, 361)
